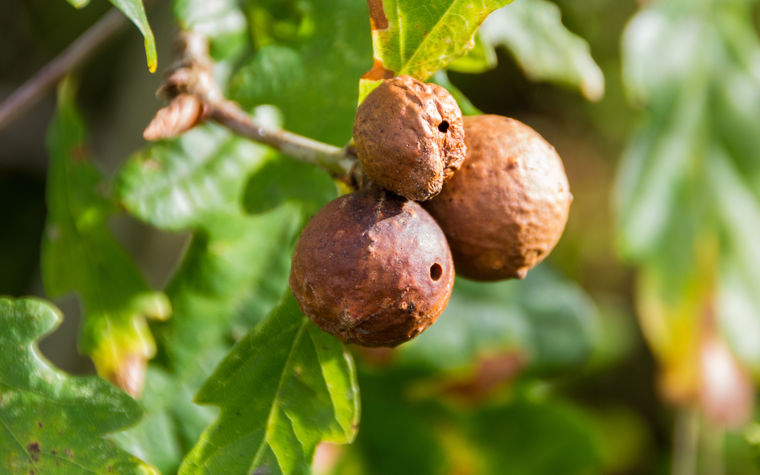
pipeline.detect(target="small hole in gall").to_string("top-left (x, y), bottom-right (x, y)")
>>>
top-left (438, 121), bottom-right (449, 133)
top-left (430, 263), bottom-right (443, 281)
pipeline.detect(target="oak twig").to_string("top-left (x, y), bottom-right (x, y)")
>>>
top-left (144, 32), bottom-right (358, 184)
top-left (0, 8), bottom-right (128, 131)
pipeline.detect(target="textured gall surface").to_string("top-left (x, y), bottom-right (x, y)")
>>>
top-left (290, 188), bottom-right (454, 346)
top-left (425, 115), bottom-right (571, 280)
top-left (353, 75), bottom-right (466, 201)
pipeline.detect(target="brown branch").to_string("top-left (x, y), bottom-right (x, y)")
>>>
top-left (206, 101), bottom-right (355, 178)
top-left (143, 32), bottom-right (359, 184)
top-left (0, 8), bottom-right (128, 131)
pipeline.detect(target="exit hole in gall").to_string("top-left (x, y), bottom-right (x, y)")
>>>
top-left (430, 263), bottom-right (443, 281)
top-left (438, 121), bottom-right (449, 133)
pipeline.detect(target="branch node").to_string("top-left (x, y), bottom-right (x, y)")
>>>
top-left (144, 31), bottom-right (358, 184)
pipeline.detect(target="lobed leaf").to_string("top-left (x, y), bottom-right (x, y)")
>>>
top-left (0, 297), bottom-right (156, 474)
top-left (180, 293), bottom-right (360, 474)
top-left (364, 0), bottom-right (512, 81)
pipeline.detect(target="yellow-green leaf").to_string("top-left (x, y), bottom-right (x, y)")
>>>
top-left (180, 293), bottom-right (360, 474)
top-left (359, 0), bottom-right (512, 99)
top-left (109, 0), bottom-right (157, 72)
top-left (42, 81), bottom-right (170, 390)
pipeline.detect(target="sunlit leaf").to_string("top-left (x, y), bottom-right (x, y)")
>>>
top-left (0, 297), bottom-right (156, 474)
top-left (446, 32), bottom-right (497, 74)
top-left (116, 111), bottom-right (336, 469)
top-left (364, 0), bottom-right (512, 82)
top-left (65, 0), bottom-right (158, 71)
top-left (109, 0), bottom-right (157, 72)
top-left (180, 292), bottom-right (359, 474)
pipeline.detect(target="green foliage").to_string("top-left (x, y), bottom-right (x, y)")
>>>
top-left (336, 368), bottom-right (603, 475)
top-left (358, 0), bottom-right (514, 100)
top-left (617, 0), bottom-right (760, 373)
top-left (180, 293), bottom-right (359, 474)
top-left (229, 0), bottom-right (373, 145)
top-left (118, 122), bottom-right (274, 230)
top-left (42, 81), bottom-right (170, 384)
top-left (0, 297), bottom-right (155, 474)
top-left (366, 0), bottom-right (513, 81)
top-left (16, 1), bottom-right (615, 473)
top-left (400, 267), bottom-right (600, 373)
top-left (478, 0), bottom-right (604, 100)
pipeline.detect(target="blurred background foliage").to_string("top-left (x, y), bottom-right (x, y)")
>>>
top-left (3, 0), bottom-right (760, 473)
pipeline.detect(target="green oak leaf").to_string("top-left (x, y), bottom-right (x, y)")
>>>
top-left (42, 81), bottom-right (170, 390)
top-left (478, 0), bottom-right (604, 100)
top-left (180, 292), bottom-right (360, 474)
top-left (111, 366), bottom-right (218, 474)
top-left (446, 32), bottom-right (497, 74)
top-left (359, 0), bottom-right (513, 99)
top-left (228, 0), bottom-right (372, 145)
top-left (65, 0), bottom-right (90, 8)
top-left (117, 120), bottom-right (274, 231)
top-left (154, 205), bottom-right (310, 374)
top-left (113, 205), bottom-right (311, 473)
top-left (117, 114), bottom-right (336, 372)
top-left (0, 297), bottom-right (156, 474)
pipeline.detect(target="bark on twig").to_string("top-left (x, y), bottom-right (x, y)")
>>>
top-left (0, 8), bottom-right (128, 131)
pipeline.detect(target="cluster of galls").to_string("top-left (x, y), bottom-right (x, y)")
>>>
top-left (290, 75), bottom-right (572, 347)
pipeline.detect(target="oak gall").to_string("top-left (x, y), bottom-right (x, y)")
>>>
top-left (353, 75), bottom-right (466, 201)
top-left (290, 188), bottom-right (455, 346)
top-left (424, 115), bottom-right (572, 281)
